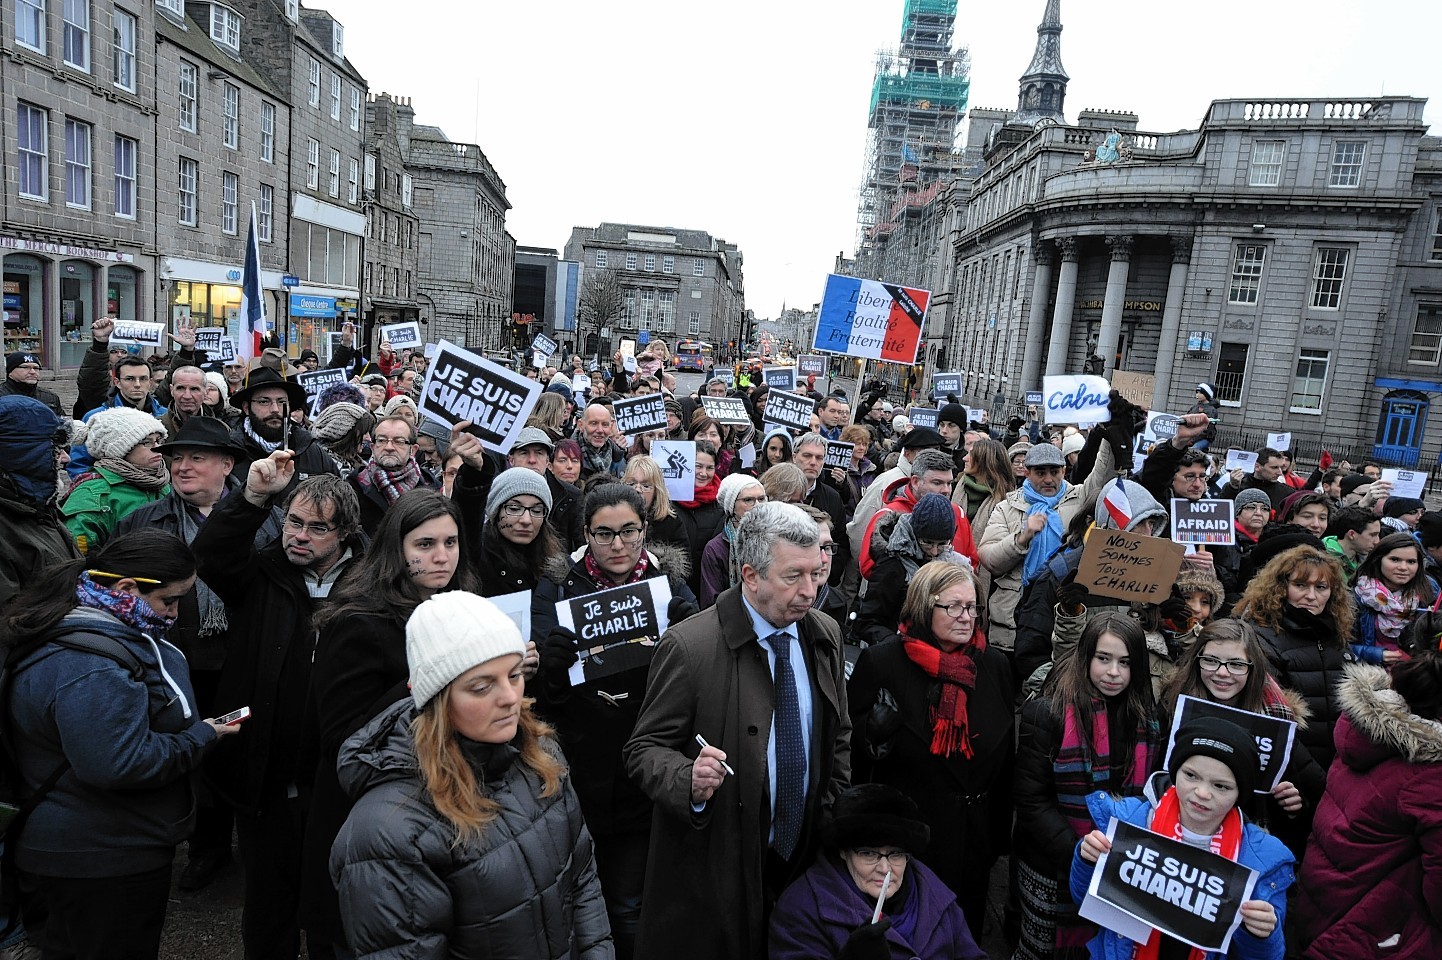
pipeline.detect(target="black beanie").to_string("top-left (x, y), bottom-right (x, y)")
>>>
top-left (937, 403), bottom-right (968, 428)
top-left (1169, 717), bottom-right (1259, 799)
top-left (1339, 473), bottom-right (1371, 497)
top-left (1384, 497), bottom-right (1425, 519)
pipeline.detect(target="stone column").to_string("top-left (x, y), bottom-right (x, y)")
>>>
top-left (1151, 236), bottom-right (1193, 411)
top-left (1096, 235), bottom-right (1134, 379)
top-left (1043, 237), bottom-right (1079, 376)
top-left (1018, 242), bottom-right (1054, 393)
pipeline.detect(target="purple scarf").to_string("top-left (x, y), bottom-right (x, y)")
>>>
top-left (75, 572), bottom-right (176, 637)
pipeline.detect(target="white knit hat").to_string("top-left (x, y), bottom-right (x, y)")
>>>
top-left (406, 592), bottom-right (527, 709)
top-left (484, 466), bottom-right (553, 521)
top-left (718, 471), bottom-right (764, 516)
top-left (204, 371), bottom-right (229, 404)
top-left (86, 407), bottom-right (166, 460)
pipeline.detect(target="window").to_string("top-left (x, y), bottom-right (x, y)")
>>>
top-left (177, 157), bottom-right (197, 225)
top-left (1228, 244), bottom-right (1266, 304)
top-left (1214, 342), bottom-right (1249, 406)
top-left (349, 89), bottom-right (360, 131)
top-left (113, 135), bottom-right (135, 218)
top-left (625, 252), bottom-right (637, 270)
top-left (662, 255), bottom-right (674, 274)
top-left (688, 311), bottom-right (701, 335)
top-left (63, 0), bottom-right (89, 71)
top-left (17, 103), bottom-right (48, 201)
top-left (222, 83), bottom-right (240, 148)
top-left (331, 22), bottom-right (344, 58)
top-left (209, 3), bottom-right (240, 52)
top-left (1409, 303), bottom-right (1442, 364)
top-left (595, 250), bottom-right (607, 268)
top-left (179, 61), bottom-right (197, 132)
top-left (112, 9), bottom-right (136, 91)
top-left (330, 76), bottom-right (341, 121)
top-left (1431, 211), bottom-right (1442, 262)
top-left (305, 139), bottom-right (319, 188)
top-left (221, 171), bottom-right (238, 234)
top-left (1248, 140), bottom-right (1284, 187)
top-left (16, 0), bottom-right (45, 52)
top-left (293, 220), bottom-right (361, 286)
top-left (1310, 247), bottom-right (1350, 309)
top-left (1329, 141), bottom-right (1366, 188)
top-left (156, 0), bottom-right (181, 14)
top-left (283, 0), bottom-right (297, 21)
top-left (328, 149), bottom-right (340, 197)
top-left (364, 153), bottom-right (375, 189)
top-left (401, 173), bottom-right (412, 207)
top-left (659, 290), bottom-right (675, 331)
top-left (64, 119), bottom-right (90, 208)
top-left (639, 289), bottom-right (654, 328)
top-left (623, 289), bottom-right (636, 323)
top-left (260, 102), bottom-right (275, 162)
top-left (692, 258), bottom-right (704, 277)
top-left (307, 58), bottom-right (320, 106)
top-left (1290, 349), bottom-right (1330, 412)
top-left (347, 157), bottom-right (359, 203)
top-left (258, 183), bottom-right (273, 242)
top-left (644, 253), bottom-right (656, 272)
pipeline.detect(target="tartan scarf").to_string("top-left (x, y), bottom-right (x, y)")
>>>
top-left (584, 550), bottom-right (650, 588)
top-left (1054, 697), bottom-right (1158, 838)
top-left (1135, 787), bottom-right (1244, 960)
top-left (900, 629), bottom-right (985, 758)
top-left (358, 456), bottom-right (423, 505)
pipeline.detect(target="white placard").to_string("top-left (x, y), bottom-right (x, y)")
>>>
top-left (488, 589), bottom-right (531, 641)
top-left (1381, 467), bottom-right (1426, 499)
top-left (966, 407), bottom-right (985, 425)
top-left (531, 333), bottom-right (558, 359)
top-left (110, 319), bottom-right (165, 347)
top-left (1223, 449), bottom-right (1258, 472)
top-left (1266, 432), bottom-right (1291, 452)
top-left (738, 442), bottom-right (757, 468)
top-left (653, 440), bottom-right (696, 502)
top-left (417, 339), bottom-right (541, 454)
top-left (423, 342), bottom-right (438, 358)
top-left (1041, 374), bottom-right (1111, 425)
top-left (380, 320), bottom-right (422, 351)
top-left (623, 355), bottom-right (638, 373)
top-left (572, 374), bottom-right (592, 394)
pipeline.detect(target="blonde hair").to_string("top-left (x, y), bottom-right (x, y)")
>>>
top-left (761, 462), bottom-right (809, 504)
top-left (410, 691), bottom-right (565, 846)
top-left (527, 392), bottom-right (569, 435)
top-left (624, 455), bottom-right (675, 521)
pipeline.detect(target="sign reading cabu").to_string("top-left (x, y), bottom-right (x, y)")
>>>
top-left (1041, 374), bottom-right (1112, 424)
top-left (813, 274), bottom-right (929, 365)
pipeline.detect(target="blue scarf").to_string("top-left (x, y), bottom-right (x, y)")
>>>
top-left (1020, 479), bottom-right (1068, 586)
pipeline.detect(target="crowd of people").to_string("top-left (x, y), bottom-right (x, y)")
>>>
top-left (0, 322), bottom-right (1439, 960)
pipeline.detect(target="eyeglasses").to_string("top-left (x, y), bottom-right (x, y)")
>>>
top-left (736, 494), bottom-right (767, 507)
top-left (851, 848), bottom-right (910, 867)
top-left (626, 480), bottom-right (654, 491)
top-left (589, 526), bottom-right (644, 545)
top-left (501, 501), bottom-right (547, 519)
top-left (819, 543), bottom-right (838, 555)
top-left (134, 434), bottom-right (165, 449)
top-left (373, 436), bottom-right (414, 447)
top-left (919, 539), bottom-right (952, 551)
top-left (933, 601), bottom-right (979, 619)
top-left (1198, 655), bottom-right (1252, 676)
top-left (283, 515), bottom-right (338, 537)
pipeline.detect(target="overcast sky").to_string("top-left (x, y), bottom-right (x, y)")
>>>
top-left (332, 0), bottom-right (1442, 321)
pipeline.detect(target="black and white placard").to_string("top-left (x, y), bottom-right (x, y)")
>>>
top-left (613, 394), bottom-right (668, 436)
top-left (110, 320), bottom-right (165, 347)
top-left (701, 396), bottom-right (752, 426)
top-left (295, 367), bottom-right (349, 415)
top-left (1171, 499), bottom-right (1235, 546)
top-left (418, 339), bottom-right (540, 454)
top-left (557, 578), bottom-right (673, 686)
top-left (1163, 695), bottom-right (1296, 794)
top-left (763, 366), bottom-right (797, 391)
top-left (908, 407), bottom-right (938, 429)
top-left (931, 372), bottom-right (963, 399)
top-left (531, 332), bottom-right (558, 359)
top-left (765, 389), bottom-right (816, 432)
top-left (380, 320), bottom-right (423, 351)
top-left (824, 440), bottom-right (853, 470)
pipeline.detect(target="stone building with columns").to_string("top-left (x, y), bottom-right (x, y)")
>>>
top-left (940, 95), bottom-right (1442, 466)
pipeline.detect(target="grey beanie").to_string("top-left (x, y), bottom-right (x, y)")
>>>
top-left (406, 592), bottom-right (527, 709)
top-left (85, 407), bottom-right (166, 460)
top-left (910, 493), bottom-right (957, 542)
top-left (1233, 488), bottom-right (1272, 514)
top-left (485, 466), bottom-right (553, 521)
top-left (311, 401), bottom-right (368, 443)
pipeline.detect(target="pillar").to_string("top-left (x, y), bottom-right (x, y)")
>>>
top-left (1096, 234), bottom-right (1134, 379)
top-left (1018, 242), bottom-right (1053, 393)
top-left (1151, 236), bottom-right (1193, 412)
top-left (1043, 237), bottom-right (1079, 376)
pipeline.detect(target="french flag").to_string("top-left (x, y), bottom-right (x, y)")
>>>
top-left (237, 202), bottom-right (266, 362)
top-left (1101, 479), bottom-right (1132, 530)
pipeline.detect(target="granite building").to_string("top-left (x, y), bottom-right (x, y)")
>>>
top-left (362, 93), bottom-right (420, 338)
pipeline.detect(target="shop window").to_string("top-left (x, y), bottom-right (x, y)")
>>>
top-left (3, 256), bottom-right (46, 364)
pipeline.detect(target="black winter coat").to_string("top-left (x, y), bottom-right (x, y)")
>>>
top-left (675, 500), bottom-right (724, 596)
top-left (331, 700), bottom-right (613, 960)
top-left (1248, 610), bottom-right (1351, 771)
top-left (806, 481), bottom-right (851, 587)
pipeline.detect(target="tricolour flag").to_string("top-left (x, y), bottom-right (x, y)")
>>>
top-left (237, 202), bottom-right (266, 362)
top-left (1101, 479), bottom-right (1132, 531)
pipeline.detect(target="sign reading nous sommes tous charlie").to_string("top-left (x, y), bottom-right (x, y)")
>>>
top-left (812, 274), bottom-right (929, 365)
top-left (418, 339), bottom-right (540, 454)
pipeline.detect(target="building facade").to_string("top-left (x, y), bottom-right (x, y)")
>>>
top-left (562, 223), bottom-right (745, 349)
top-left (362, 93), bottom-right (420, 339)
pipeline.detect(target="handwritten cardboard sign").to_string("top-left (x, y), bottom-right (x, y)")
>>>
top-left (1165, 695), bottom-right (1296, 794)
top-left (612, 394), bottom-right (667, 436)
top-left (763, 366), bottom-right (797, 391)
top-left (1042, 374), bottom-right (1111, 425)
top-left (652, 440), bottom-right (696, 502)
top-left (1111, 370), bottom-right (1155, 409)
top-left (556, 578), bottom-right (673, 686)
top-left (701, 396), bottom-right (751, 426)
top-left (765, 389), bottom-right (816, 433)
top-left (418, 339), bottom-right (540, 454)
top-left (1076, 529), bottom-right (1186, 604)
top-left (380, 320), bottom-right (422, 351)
top-left (1081, 817), bottom-right (1258, 955)
top-left (295, 367), bottom-right (349, 415)
top-left (110, 320), bottom-right (164, 347)
top-left (1171, 499), bottom-right (1235, 546)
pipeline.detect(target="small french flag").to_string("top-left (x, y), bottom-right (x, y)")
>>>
top-left (1101, 480), bottom-right (1132, 530)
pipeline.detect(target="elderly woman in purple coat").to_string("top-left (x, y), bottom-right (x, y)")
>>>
top-left (768, 784), bottom-right (986, 960)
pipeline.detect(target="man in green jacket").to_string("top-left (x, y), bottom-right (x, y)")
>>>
top-left (1321, 506), bottom-right (1381, 580)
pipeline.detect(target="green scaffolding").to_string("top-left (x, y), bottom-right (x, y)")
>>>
top-left (902, 0), bottom-right (957, 25)
top-left (869, 72), bottom-right (969, 119)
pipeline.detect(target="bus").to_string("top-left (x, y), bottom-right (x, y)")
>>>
top-left (674, 340), bottom-right (714, 373)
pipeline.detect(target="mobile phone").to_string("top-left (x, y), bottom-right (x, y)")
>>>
top-left (215, 706), bottom-right (251, 726)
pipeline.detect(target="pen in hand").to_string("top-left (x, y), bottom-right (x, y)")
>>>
top-left (694, 734), bottom-right (735, 776)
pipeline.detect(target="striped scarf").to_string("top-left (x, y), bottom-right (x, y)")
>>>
top-left (358, 456), bottom-right (423, 504)
top-left (1053, 698), bottom-right (1158, 838)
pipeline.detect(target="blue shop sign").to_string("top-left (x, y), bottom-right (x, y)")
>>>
top-left (289, 294), bottom-right (336, 317)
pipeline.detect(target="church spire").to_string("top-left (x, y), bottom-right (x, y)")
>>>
top-left (1014, 0), bottom-right (1068, 125)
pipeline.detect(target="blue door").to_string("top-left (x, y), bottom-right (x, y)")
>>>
top-left (1372, 391), bottom-right (1428, 467)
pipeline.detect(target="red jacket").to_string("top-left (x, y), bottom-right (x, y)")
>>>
top-left (857, 475), bottom-right (978, 579)
top-left (1294, 665), bottom-right (1442, 959)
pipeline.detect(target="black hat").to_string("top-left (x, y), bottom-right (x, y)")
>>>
top-left (1168, 717), bottom-right (1260, 799)
top-left (1384, 497), bottom-right (1426, 519)
top-left (821, 784), bottom-right (930, 854)
top-left (298, 349), bottom-right (320, 365)
top-left (1247, 526), bottom-right (1324, 575)
top-left (1339, 473), bottom-right (1372, 498)
top-left (898, 426), bottom-right (944, 451)
top-left (229, 364), bottom-right (307, 410)
top-left (938, 403), bottom-right (968, 428)
top-left (154, 416), bottom-right (247, 458)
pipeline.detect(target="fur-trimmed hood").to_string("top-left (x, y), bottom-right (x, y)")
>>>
top-left (1336, 663), bottom-right (1442, 767)
top-left (543, 539), bottom-right (692, 589)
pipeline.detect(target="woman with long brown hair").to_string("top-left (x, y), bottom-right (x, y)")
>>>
top-left (332, 592), bottom-right (611, 959)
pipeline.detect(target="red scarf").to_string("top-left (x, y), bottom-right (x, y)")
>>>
top-left (900, 629), bottom-right (985, 759)
top-left (583, 550), bottom-right (650, 588)
top-left (676, 472), bottom-right (720, 509)
top-left (1234, 521), bottom-right (1260, 545)
top-left (1134, 787), bottom-right (1244, 960)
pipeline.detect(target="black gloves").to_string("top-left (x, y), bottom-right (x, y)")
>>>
top-left (539, 627), bottom-right (580, 679)
top-left (864, 688), bottom-right (902, 759)
top-left (1103, 391), bottom-right (1141, 466)
top-left (838, 918), bottom-right (892, 960)
top-left (1159, 595), bottom-right (1194, 632)
top-left (1056, 579), bottom-right (1088, 616)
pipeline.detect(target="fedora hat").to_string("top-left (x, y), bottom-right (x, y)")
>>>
top-left (229, 364), bottom-right (307, 410)
top-left (154, 415), bottom-right (247, 458)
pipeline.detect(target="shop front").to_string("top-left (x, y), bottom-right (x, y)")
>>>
top-left (162, 256), bottom-right (285, 356)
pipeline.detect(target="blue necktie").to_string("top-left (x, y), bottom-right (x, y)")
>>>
top-left (766, 631), bottom-right (805, 860)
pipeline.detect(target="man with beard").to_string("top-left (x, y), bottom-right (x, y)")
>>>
top-left (160, 364), bottom-right (209, 438)
top-left (346, 414), bottom-right (437, 536)
top-left (228, 365), bottom-right (337, 497)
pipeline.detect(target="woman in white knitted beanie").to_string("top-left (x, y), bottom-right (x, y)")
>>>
top-left (59, 407), bottom-right (170, 555)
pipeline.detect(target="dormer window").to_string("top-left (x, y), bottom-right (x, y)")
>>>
top-left (157, 0), bottom-right (185, 20)
top-left (285, 0), bottom-right (298, 21)
top-left (210, 4), bottom-right (242, 52)
top-left (331, 22), bottom-right (344, 59)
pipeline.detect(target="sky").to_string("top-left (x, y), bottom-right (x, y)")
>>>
top-left (331, 0), bottom-right (1442, 321)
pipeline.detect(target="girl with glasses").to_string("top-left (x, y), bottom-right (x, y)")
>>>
top-left (60, 407), bottom-right (171, 556)
top-left (847, 562), bottom-right (1014, 940)
top-left (476, 467), bottom-right (564, 598)
top-left (622, 456), bottom-right (688, 557)
top-left (698, 474), bottom-right (767, 609)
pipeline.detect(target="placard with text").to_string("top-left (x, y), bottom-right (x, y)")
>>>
top-left (417, 339), bottom-right (540, 454)
top-left (613, 394), bottom-right (668, 436)
top-left (557, 578), bottom-right (673, 686)
top-left (380, 320), bottom-right (422, 351)
top-left (764, 389), bottom-right (816, 432)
